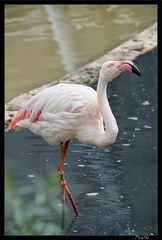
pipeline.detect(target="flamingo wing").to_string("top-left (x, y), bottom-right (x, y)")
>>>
top-left (6, 83), bottom-right (103, 145)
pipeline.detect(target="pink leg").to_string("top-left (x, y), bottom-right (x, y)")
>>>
top-left (65, 185), bottom-right (79, 215)
top-left (57, 141), bottom-right (79, 215)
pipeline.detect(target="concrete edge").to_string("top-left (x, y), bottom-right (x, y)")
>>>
top-left (5, 22), bottom-right (157, 127)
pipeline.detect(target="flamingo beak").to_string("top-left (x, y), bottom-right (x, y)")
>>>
top-left (117, 61), bottom-right (141, 77)
top-left (131, 63), bottom-right (141, 77)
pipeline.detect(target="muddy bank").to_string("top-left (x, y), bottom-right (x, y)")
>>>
top-left (5, 22), bottom-right (157, 127)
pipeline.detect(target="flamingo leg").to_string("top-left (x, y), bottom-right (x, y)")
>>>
top-left (57, 140), bottom-right (79, 215)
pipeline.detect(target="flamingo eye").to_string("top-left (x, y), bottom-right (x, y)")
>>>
top-left (108, 63), bottom-right (115, 68)
top-left (120, 60), bottom-right (127, 65)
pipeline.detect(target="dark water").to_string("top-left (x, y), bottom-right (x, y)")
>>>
top-left (5, 49), bottom-right (157, 236)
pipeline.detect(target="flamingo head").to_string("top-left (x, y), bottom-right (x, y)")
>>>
top-left (100, 60), bottom-right (141, 82)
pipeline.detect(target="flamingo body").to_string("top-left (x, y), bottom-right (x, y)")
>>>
top-left (6, 60), bottom-right (141, 215)
top-left (7, 83), bottom-right (104, 146)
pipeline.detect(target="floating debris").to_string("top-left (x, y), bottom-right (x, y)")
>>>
top-left (104, 149), bottom-right (110, 152)
top-left (27, 152), bottom-right (33, 155)
top-left (86, 193), bottom-right (98, 197)
top-left (122, 143), bottom-right (130, 146)
top-left (134, 127), bottom-right (140, 131)
top-left (144, 125), bottom-right (152, 129)
top-left (127, 117), bottom-right (138, 120)
top-left (28, 174), bottom-right (34, 178)
top-left (142, 101), bottom-right (150, 105)
top-left (116, 160), bottom-right (121, 163)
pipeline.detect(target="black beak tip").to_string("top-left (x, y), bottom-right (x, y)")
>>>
top-left (135, 70), bottom-right (141, 77)
top-left (132, 63), bottom-right (141, 77)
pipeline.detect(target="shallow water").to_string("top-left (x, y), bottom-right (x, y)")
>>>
top-left (5, 49), bottom-right (157, 235)
top-left (5, 4), bottom-right (157, 102)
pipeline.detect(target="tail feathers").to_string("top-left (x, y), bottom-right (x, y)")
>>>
top-left (6, 110), bottom-right (27, 131)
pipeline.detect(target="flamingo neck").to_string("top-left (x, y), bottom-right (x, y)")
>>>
top-left (96, 76), bottom-right (118, 147)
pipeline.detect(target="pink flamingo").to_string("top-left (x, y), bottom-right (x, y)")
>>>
top-left (6, 60), bottom-right (141, 215)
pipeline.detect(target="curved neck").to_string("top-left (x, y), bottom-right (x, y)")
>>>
top-left (96, 77), bottom-right (118, 146)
